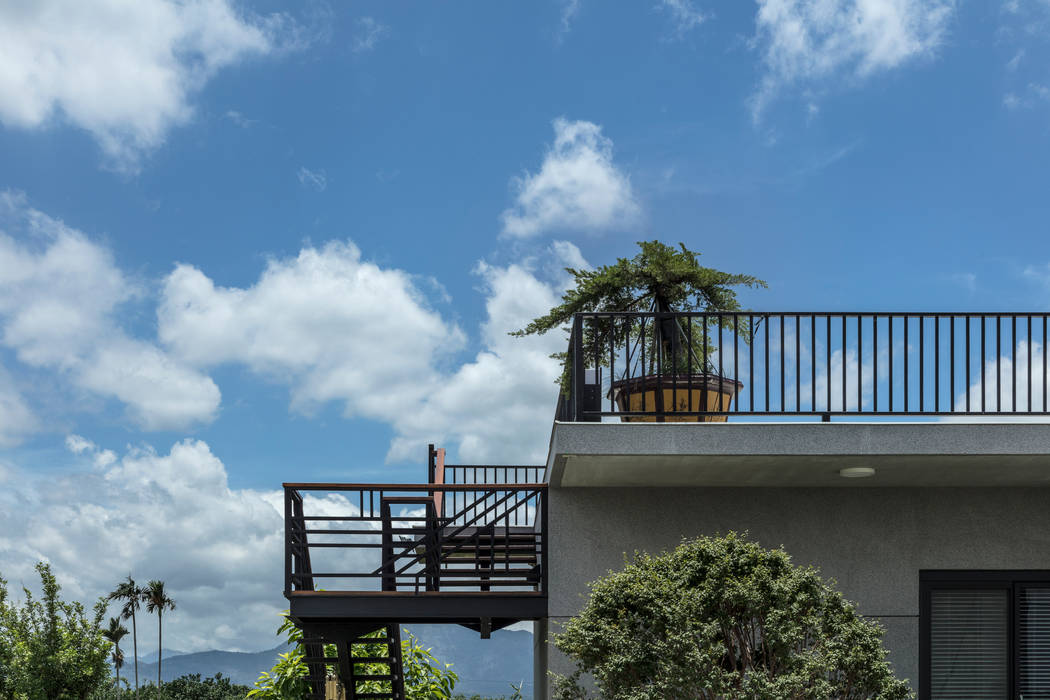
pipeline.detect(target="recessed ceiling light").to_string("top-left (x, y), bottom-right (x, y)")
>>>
top-left (839, 467), bottom-right (876, 478)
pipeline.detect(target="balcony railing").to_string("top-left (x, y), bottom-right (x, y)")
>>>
top-left (557, 311), bottom-right (1050, 421)
top-left (284, 483), bottom-right (547, 596)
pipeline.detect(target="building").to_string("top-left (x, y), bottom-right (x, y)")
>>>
top-left (283, 311), bottom-right (1050, 699)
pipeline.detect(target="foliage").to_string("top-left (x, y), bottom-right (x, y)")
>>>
top-left (0, 562), bottom-right (113, 700)
top-left (89, 674), bottom-right (251, 700)
top-left (513, 241), bottom-right (767, 393)
top-left (249, 613), bottom-right (458, 700)
top-left (400, 630), bottom-right (458, 700)
top-left (552, 533), bottom-right (912, 700)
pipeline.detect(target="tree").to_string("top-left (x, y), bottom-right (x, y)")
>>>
top-left (102, 617), bottom-right (129, 692)
top-left (108, 577), bottom-right (143, 698)
top-left (140, 580), bottom-right (175, 689)
top-left (249, 613), bottom-right (459, 700)
top-left (0, 562), bottom-right (112, 699)
top-left (513, 240), bottom-right (767, 392)
top-left (552, 533), bottom-right (912, 700)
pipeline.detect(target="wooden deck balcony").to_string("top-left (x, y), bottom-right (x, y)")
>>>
top-left (283, 473), bottom-right (548, 632)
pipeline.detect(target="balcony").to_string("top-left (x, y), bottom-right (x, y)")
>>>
top-left (558, 311), bottom-right (1050, 421)
top-left (550, 311), bottom-right (1050, 488)
top-left (284, 459), bottom-right (547, 631)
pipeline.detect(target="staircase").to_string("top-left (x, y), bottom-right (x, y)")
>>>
top-left (302, 625), bottom-right (406, 700)
top-left (342, 626), bottom-right (406, 700)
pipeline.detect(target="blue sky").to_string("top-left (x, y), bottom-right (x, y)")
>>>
top-left (2, 0), bottom-right (1050, 653)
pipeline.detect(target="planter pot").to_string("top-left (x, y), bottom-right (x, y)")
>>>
top-left (609, 374), bottom-right (744, 423)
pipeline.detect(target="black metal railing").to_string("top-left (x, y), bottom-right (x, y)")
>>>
top-left (284, 483), bottom-right (547, 596)
top-left (557, 311), bottom-right (1050, 421)
top-left (427, 444), bottom-right (545, 492)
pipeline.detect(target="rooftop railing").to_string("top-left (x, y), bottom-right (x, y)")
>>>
top-left (557, 311), bottom-right (1050, 422)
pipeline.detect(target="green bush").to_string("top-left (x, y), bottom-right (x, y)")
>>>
top-left (553, 533), bottom-right (912, 700)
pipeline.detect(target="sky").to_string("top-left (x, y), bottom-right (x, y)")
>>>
top-left (2, 0), bottom-right (1050, 655)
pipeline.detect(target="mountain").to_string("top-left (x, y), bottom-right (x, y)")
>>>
top-left (138, 649), bottom-right (189, 664)
top-left (137, 645), bottom-right (291, 687)
top-left (133, 625), bottom-right (534, 698)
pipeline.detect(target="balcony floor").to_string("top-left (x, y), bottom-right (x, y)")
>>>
top-left (287, 590), bottom-right (547, 627)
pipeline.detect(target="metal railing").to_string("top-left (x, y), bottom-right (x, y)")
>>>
top-left (558, 311), bottom-right (1050, 421)
top-left (284, 483), bottom-right (547, 596)
top-left (428, 444), bottom-right (545, 486)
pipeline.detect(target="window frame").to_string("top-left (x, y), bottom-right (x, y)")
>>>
top-left (920, 570), bottom-right (1050, 700)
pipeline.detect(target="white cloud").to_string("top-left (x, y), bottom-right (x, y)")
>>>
top-left (954, 340), bottom-right (1048, 415)
top-left (159, 238), bottom-right (579, 464)
top-left (224, 110), bottom-right (257, 128)
top-left (352, 17), bottom-right (389, 53)
top-left (0, 438), bottom-right (289, 653)
top-left (0, 0), bottom-right (295, 170)
top-left (750, 0), bottom-right (955, 121)
top-left (501, 118), bottom-right (641, 238)
top-left (659, 0), bottom-right (708, 38)
top-left (0, 363), bottom-right (36, 447)
top-left (385, 243), bottom-right (584, 463)
top-left (558, 0), bottom-right (582, 42)
top-left (0, 192), bottom-right (220, 429)
top-left (158, 240), bottom-right (465, 424)
top-left (297, 166), bottom-right (327, 192)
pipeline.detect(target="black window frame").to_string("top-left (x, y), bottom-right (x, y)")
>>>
top-left (920, 570), bottom-right (1050, 700)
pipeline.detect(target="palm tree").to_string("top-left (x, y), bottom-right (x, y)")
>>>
top-left (102, 616), bottom-right (129, 691)
top-left (109, 576), bottom-right (143, 698)
top-left (142, 580), bottom-right (176, 690)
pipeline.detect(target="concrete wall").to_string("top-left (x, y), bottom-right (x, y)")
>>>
top-left (539, 486), bottom-right (1050, 698)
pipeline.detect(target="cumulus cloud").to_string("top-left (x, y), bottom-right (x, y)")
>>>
top-left (158, 241), bottom-right (465, 423)
top-left (0, 363), bottom-right (36, 447)
top-left (501, 119), bottom-right (640, 238)
top-left (0, 192), bottom-right (220, 429)
top-left (0, 0), bottom-right (295, 170)
top-left (352, 17), bottom-right (390, 53)
top-left (158, 238), bottom-right (579, 464)
top-left (954, 340), bottom-right (1048, 415)
top-left (750, 0), bottom-right (955, 121)
top-left (0, 438), bottom-right (289, 653)
top-left (386, 243), bottom-right (584, 463)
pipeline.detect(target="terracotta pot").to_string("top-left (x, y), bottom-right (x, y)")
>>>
top-left (609, 374), bottom-right (744, 423)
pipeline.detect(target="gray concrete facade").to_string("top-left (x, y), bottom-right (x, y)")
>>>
top-left (539, 485), bottom-right (1050, 698)
top-left (534, 422), bottom-right (1050, 698)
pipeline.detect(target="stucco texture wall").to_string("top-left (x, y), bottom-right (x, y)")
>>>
top-left (541, 486), bottom-right (1050, 698)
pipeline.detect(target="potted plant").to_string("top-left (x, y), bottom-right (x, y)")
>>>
top-left (513, 240), bottom-right (766, 422)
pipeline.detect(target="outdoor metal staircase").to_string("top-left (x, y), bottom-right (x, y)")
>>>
top-left (284, 445), bottom-right (548, 700)
top-left (301, 625), bottom-right (405, 700)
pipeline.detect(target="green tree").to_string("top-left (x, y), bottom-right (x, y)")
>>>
top-left (249, 613), bottom-right (458, 700)
top-left (140, 581), bottom-right (175, 690)
top-left (552, 533), bottom-right (912, 700)
top-left (89, 673), bottom-right (251, 700)
top-left (0, 562), bottom-right (112, 699)
top-left (108, 577), bottom-right (143, 698)
top-left (513, 240), bottom-right (767, 392)
top-left (101, 617), bottom-right (129, 692)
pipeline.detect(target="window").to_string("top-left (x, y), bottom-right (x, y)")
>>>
top-left (921, 571), bottom-right (1050, 700)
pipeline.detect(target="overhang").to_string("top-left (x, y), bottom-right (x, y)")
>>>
top-left (547, 422), bottom-right (1050, 487)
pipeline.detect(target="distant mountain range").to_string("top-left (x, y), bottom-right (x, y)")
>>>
top-left (126, 625), bottom-right (533, 698)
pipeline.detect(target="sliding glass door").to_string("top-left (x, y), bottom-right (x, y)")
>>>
top-left (921, 572), bottom-right (1050, 700)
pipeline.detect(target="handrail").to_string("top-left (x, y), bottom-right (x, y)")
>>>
top-left (284, 483), bottom-right (547, 596)
top-left (562, 310), bottom-right (1050, 421)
